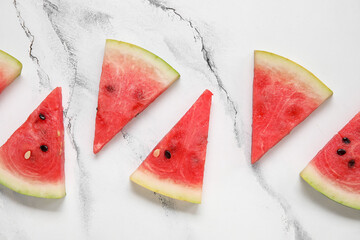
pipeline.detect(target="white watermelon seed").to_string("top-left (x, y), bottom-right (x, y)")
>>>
top-left (153, 149), bottom-right (160, 157)
top-left (24, 151), bottom-right (31, 159)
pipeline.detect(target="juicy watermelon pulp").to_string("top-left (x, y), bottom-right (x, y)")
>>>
top-left (301, 112), bottom-right (360, 209)
top-left (130, 90), bottom-right (212, 203)
top-left (94, 40), bottom-right (180, 154)
top-left (0, 88), bottom-right (65, 198)
top-left (0, 50), bottom-right (22, 94)
top-left (252, 51), bottom-right (333, 163)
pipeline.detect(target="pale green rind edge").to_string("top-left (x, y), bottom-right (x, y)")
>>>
top-left (0, 50), bottom-right (22, 79)
top-left (105, 39), bottom-right (180, 84)
top-left (254, 50), bottom-right (333, 100)
top-left (0, 154), bottom-right (65, 199)
top-left (130, 169), bottom-right (202, 204)
top-left (300, 163), bottom-right (360, 210)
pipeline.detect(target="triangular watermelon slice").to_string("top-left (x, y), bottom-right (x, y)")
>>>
top-left (0, 50), bottom-right (22, 94)
top-left (252, 51), bottom-right (333, 163)
top-left (130, 90), bottom-right (212, 203)
top-left (301, 112), bottom-right (360, 209)
top-left (94, 40), bottom-right (180, 154)
top-left (0, 87), bottom-right (65, 198)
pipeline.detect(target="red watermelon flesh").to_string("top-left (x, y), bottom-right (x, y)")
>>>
top-left (0, 50), bottom-right (22, 94)
top-left (252, 51), bottom-right (333, 163)
top-left (301, 112), bottom-right (360, 209)
top-left (94, 40), bottom-right (180, 154)
top-left (0, 87), bottom-right (65, 198)
top-left (130, 90), bottom-right (212, 203)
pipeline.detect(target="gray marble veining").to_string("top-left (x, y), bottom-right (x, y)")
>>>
top-left (148, 0), bottom-right (241, 145)
top-left (14, 0), bottom-right (52, 90)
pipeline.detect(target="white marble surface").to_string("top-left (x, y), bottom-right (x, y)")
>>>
top-left (1, 0), bottom-right (360, 239)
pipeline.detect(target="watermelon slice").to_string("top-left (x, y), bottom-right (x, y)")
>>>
top-left (252, 51), bottom-right (333, 163)
top-left (130, 90), bottom-right (212, 203)
top-left (94, 39), bottom-right (180, 154)
top-left (301, 113), bottom-right (360, 209)
top-left (0, 50), bottom-right (22, 94)
top-left (0, 87), bottom-right (65, 198)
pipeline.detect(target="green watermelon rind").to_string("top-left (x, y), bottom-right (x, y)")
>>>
top-left (301, 163), bottom-right (360, 210)
top-left (130, 169), bottom-right (202, 204)
top-left (0, 50), bottom-right (22, 82)
top-left (93, 39), bottom-right (180, 153)
top-left (0, 87), bottom-right (65, 199)
top-left (0, 155), bottom-right (65, 198)
top-left (105, 39), bottom-right (180, 85)
top-left (254, 50), bottom-right (333, 100)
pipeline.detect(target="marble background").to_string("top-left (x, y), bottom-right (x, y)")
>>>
top-left (1, 0), bottom-right (360, 239)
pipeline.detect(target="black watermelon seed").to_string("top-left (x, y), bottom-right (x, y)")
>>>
top-left (105, 85), bottom-right (115, 92)
top-left (342, 137), bottom-right (351, 144)
top-left (348, 159), bottom-right (355, 168)
top-left (96, 107), bottom-right (98, 111)
top-left (40, 145), bottom-right (48, 152)
top-left (39, 113), bottom-right (46, 120)
top-left (164, 150), bottom-right (171, 159)
top-left (337, 149), bottom-right (346, 156)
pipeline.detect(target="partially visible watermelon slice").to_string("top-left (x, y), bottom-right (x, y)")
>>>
top-left (0, 87), bottom-right (65, 198)
top-left (0, 50), bottom-right (22, 94)
top-left (252, 51), bottom-right (333, 163)
top-left (130, 90), bottom-right (212, 203)
top-left (301, 113), bottom-right (360, 209)
top-left (94, 40), bottom-right (180, 154)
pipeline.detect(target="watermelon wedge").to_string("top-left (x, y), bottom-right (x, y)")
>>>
top-left (301, 113), bottom-right (360, 209)
top-left (0, 50), bottom-right (22, 94)
top-left (94, 40), bottom-right (180, 154)
top-left (251, 51), bottom-right (333, 163)
top-left (0, 87), bottom-right (65, 198)
top-left (130, 90), bottom-right (212, 203)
